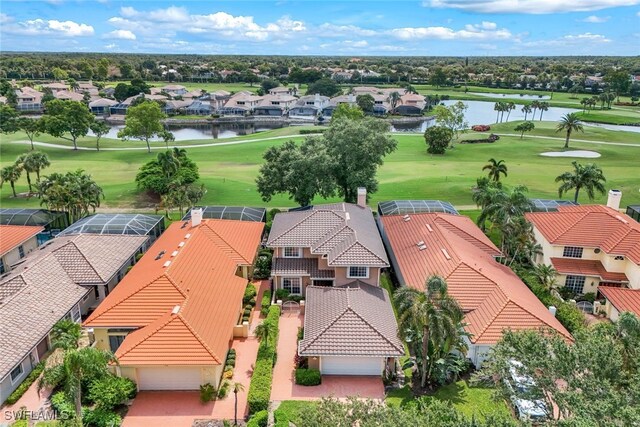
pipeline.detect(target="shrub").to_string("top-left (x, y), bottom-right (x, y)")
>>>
top-left (83, 408), bottom-right (122, 427)
top-left (556, 302), bottom-right (587, 333)
top-left (247, 410), bottom-right (269, 427)
top-left (223, 370), bottom-right (233, 380)
top-left (243, 284), bottom-right (257, 305)
top-left (217, 380), bottom-right (230, 399)
top-left (460, 134), bottom-right (500, 144)
top-left (297, 327), bottom-right (304, 341)
top-left (275, 288), bottom-right (290, 301)
top-left (200, 383), bottom-right (216, 403)
top-left (247, 305), bottom-right (281, 414)
top-left (299, 128), bottom-right (326, 135)
top-left (260, 290), bottom-right (272, 317)
top-left (295, 368), bottom-right (321, 386)
top-left (88, 375), bottom-right (137, 410)
top-left (242, 315), bottom-right (250, 323)
top-left (578, 292), bottom-right (596, 303)
top-left (253, 253), bottom-right (272, 279)
top-left (424, 125), bottom-right (453, 154)
top-left (244, 308), bottom-right (252, 317)
top-left (5, 361), bottom-right (45, 405)
top-left (471, 124), bottom-right (491, 132)
top-left (50, 392), bottom-right (75, 420)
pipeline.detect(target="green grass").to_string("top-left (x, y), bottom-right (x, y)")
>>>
top-left (1, 122), bottom-right (639, 210)
top-left (575, 109), bottom-right (640, 125)
top-left (385, 381), bottom-right (511, 421)
top-left (273, 400), bottom-right (317, 427)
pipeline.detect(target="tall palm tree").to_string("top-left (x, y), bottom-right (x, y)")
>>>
top-left (556, 113), bottom-right (584, 148)
top-left (538, 102), bottom-right (549, 120)
top-left (0, 164), bottom-right (22, 197)
top-left (157, 150), bottom-right (179, 178)
top-left (494, 102), bottom-right (504, 123)
top-left (482, 158), bottom-right (508, 182)
top-left (395, 275), bottom-right (464, 389)
top-left (505, 102), bottom-right (516, 121)
top-left (521, 105), bottom-right (532, 121)
top-left (388, 91), bottom-right (402, 113)
top-left (232, 382), bottom-right (246, 426)
top-left (555, 161), bottom-right (606, 203)
top-left (50, 319), bottom-right (82, 351)
top-left (27, 151), bottom-right (50, 182)
top-left (531, 100), bottom-right (541, 119)
top-left (532, 264), bottom-right (558, 291)
top-left (254, 322), bottom-right (270, 348)
top-left (38, 347), bottom-right (116, 424)
top-left (16, 154), bottom-right (35, 194)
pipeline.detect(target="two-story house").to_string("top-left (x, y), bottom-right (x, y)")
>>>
top-left (525, 191), bottom-right (640, 296)
top-left (219, 91), bottom-right (263, 115)
top-left (254, 94), bottom-right (298, 116)
top-left (267, 190), bottom-right (404, 376)
top-left (289, 94), bottom-right (330, 118)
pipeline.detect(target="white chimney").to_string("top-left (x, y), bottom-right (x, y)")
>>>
top-left (357, 187), bottom-right (367, 208)
top-left (607, 189), bottom-right (622, 211)
top-left (548, 306), bottom-right (557, 317)
top-left (191, 208), bottom-right (203, 227)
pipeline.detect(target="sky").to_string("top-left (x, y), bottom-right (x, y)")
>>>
top-left (0, 1), bottom-right (639, 56)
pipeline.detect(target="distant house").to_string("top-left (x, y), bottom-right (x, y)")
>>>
top-left (219, 91), bottom-right (262, 115)
top-left (89, 98), bottom-right (118, 115)
top-left (163, 99), bottom-right (192, 115)
top-left (160, 84), bottom-right (188, 96)
top-left (76, 82), bottom-right (99, 96)
top-left (289, 94), bottom-right (329, 118)
top-left (185, 100), bottom-right (214, 115)
top-left (254, 94), bottom-right (297, 116)
top-left (396, 93), bottom-right (426, 115)
top-left (109, 93), bottom-right (168, 115)
top-left (268, 86), bottom-right (294, 96)
top-left (0, 234), bottom-right (147, 404)
top-left (15, 87), bottom-right (43, 112)
top-left (54, 90), bottom-right (85, 102)
top-left (41, 82), bottom-right (68, 93)
top-left (322, 93), bottom-right (356, 116)
top-left (0, 225), bottom-right (43, 275)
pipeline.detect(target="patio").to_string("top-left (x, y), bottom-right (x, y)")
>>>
top-left (270, 311), bottom-right (385, 402)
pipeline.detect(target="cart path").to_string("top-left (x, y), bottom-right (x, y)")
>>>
top-left (9, 132), bottom-right (640, 151)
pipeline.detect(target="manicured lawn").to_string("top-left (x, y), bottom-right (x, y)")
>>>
top-left (385, 381), bottom-right (511, 421)
top-left (1, 122), bottom-right (639, 209)
top-left (273, 400), bottom-right (317, 427)
top-left (575, 109), bottom-right (640, 125)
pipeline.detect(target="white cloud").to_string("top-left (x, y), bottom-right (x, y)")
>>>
top-left (390, 22), bottom-right (511, 40)
top-left (316, 23), bottom-right (378, 37)
top-left (2, 18), bottom-right (94, 36)
top-left (581, 15), bottom-right (610, 22)
top-left (0, 13), bottom-right (12, 24)
top-left (103, 29), bottom-right (136, 40)
top-left (425, 0), bottom-right (640, 14)
top-left (522, 32), bottom-right (612, 48)
top-left (563, 32), bottom-right (611, 41)
top-left (104, 43), bottom-right (117, 49)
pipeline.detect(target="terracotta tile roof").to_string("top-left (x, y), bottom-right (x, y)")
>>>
top-left (271, 258), bottom-right (335, 279)
top-left (599, 287), bottom-right (640, 317)
top-left (268, 203), bottom-right (389, 267)
top-left (299, 281), bottom-right (404, 357)
top-left (0, 234), bottom-right (146, 380)
top-left (0, 225), bottom-right (43, 256)
top-left (84, 219), bottom-right (264, 366)
top-left (526, 205), bottom-right (640, 265)
top-left (550, 258), bottom-right (629, 282)
top-left (380, 213), bottom-right (572, 344)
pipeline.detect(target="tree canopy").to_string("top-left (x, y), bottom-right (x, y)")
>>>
top-left (135, 148), bottom-right (200, 196)
top-left (37, 169), bottom-right (104, 222)
top-left (306, 78), bottom-right (341, 97)
top-left (41, 99), bottom-right (94, 150)
top-left (424, 126), bottom-right (453, 155)
top-left (117, 100), bottom-right (170, 153)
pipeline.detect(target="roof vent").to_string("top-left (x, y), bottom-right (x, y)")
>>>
top-left (416, 241), bottom-right (425, 247)
top-left (441, 248), bottom-right (451, 260)
top-left (345, 212), bottom-right (350, 221)
top-left (403, 214), bottom-right (411, 222)
top-left (418, 244), bottom-right (427, 251)
top-left (163, 261), bottom-right (171, 268)
top-left (155, 251), bottom-right (165, 260)
top-left (171, 305), bottom-right (180, 315)
top-left (426, 224), bottom-right (433, 232)
top-left (185, 233), bottom-right (192, 239)
top-left (178, 242), bottom-right (185, 247)
top-left (171, 250), bottom-right (178, 257)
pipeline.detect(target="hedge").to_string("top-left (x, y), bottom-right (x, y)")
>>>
top-left (529, 283), bottom-right (586, 333)
top-left (247, 305), bottom-right (281, 414)
top-left (295, 368), bottom-right (321, 386)
top-left (5, 361), bottom-right (45, 405)
top-left (243, 284), bottom-right (257, 305)
top-left (299, 128), bottom-right (326, 135)
top-left (260, 290), bottom-right (272, 317)
top-left (247, 410), bottom-right (268, 427)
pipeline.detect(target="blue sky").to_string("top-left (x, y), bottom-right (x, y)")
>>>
top-left (0, 1), bottom-right (639, 55)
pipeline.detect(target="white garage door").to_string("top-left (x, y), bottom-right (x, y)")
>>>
top-left (321, 356), bottom-right (383, 376)
top-left (137, 367), bottom-right (201, 390)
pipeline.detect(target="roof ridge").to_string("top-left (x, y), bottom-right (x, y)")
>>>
top-left (299, 304), bottom-right (352, 353)
top-left (116, 312), bottom-right (175, 360)
top-left (434, 216), bottom-right (499, 254)
top-left (549, 211), bottom-right (590, 243)
top-left (269, 210), bottom-right (324, 245)
top-left (471, 296), bottom-right (510, 342)
top-left (56, 240), bottom-right (104, 281)
top-left (201, 222), bottom-right (249, 264)
top-left (176, 313), bottom-right (222, 364)
top-left (348, 292), bottom-right (406, 354)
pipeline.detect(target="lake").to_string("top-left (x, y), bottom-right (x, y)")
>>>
top-left (469, 92), bottom-right (551, 100)
top-left (90, 122), bottom-right (287, 141)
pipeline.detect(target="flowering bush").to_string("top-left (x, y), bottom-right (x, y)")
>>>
top-left (471, 125), bottom-right (491, 132)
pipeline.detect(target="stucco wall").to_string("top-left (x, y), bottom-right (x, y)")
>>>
top-left (1, 235), bottom-right (39, 271)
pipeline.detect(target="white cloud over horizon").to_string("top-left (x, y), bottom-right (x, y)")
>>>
top-left (425, 0), bottom-right (640, 14)
top-left (2, 17), bottom-right (94, 37)
top-left (103, 29), bottom-right (136, 40)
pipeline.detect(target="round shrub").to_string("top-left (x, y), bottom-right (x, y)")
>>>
top-left (295, 368), bottom-right (321, 386)
top-left (82, 407), bottom-right (122, 427)
top-left (88, 375), bottom-right (137, 410)
top-left (244, 308), bottom-right (252, 316)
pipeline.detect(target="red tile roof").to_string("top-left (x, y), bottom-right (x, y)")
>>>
top-left (0, 225), bottom-right (43, 256)
top-left (84, 219), bottom-right (264, 366)
top-left (380, 213), bottom-right (572, 344)
top-left (550, 258), bottom-right (628, 282)
top-left (526, 205), bottom-right (640, 265)
top-left (599, 287), bottom-right (640, 317)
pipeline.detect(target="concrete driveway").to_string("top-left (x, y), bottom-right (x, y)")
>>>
top-left (270, 312), bottom-right (385, 402)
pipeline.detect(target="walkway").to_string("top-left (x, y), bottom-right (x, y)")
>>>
top-left (270, 312), bottom-right (385, 402)
top-left (121, 310), bottom-right (262, 427)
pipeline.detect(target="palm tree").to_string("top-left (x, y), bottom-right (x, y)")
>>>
top-left (556, 113), bottom-right (584, 148)
top-left (505, 102), bottom-right (516, 121)
top-left (538, 102), bottom-right (549, 120)
top-left (38, 347), bottom-right (116, 423)
top-left (395, 275), bottom-right (464, 389)
top-left (0, 164), bottom-right (22, 197)
top-left (580, 98), bottom-right (589, 113)
top-left (254, 322), bottom-right (270, 348)
top-left (157, 150), bottom-right (179, 178)
top-left (27, 151), bottom-right (50, 182)
top-left (494, 102), bottom-right (504, 123)
top-left (531, 100), bottom-right (541, 119)
top-left (388, 91), bottom-right (402, 113)
top-left (555, 161), bottom-right (606, 203)
top-left (232, 382), bottom-right (245, 426)
top-left (521, 105), bottom-right (532, 121)
top-left (482, 158), bottom-right (508, 182)
top-left (532, 264), bottom-right (558, 292)
top-left (51, 319), bottom-right (82, 351)
top-left (16, 154), bottom-right (35, 194)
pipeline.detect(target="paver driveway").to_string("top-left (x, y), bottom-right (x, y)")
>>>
top-left (270, 311), bottom-right (385, 402)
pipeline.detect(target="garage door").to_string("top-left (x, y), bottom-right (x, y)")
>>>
top-left (137, 367), bottom-right (201, 390)
top-left (321, 356), bottom-right (383, 376)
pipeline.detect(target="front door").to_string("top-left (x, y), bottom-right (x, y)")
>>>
top-left (313, 280), bottom-right (334, 287)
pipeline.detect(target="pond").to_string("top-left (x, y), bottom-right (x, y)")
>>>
top-left (469, 92), bottom-right (551, 100)
top-left (90, 122), bottom-right (287, 141)
top-left (584, 122), bottom-right (640, 134)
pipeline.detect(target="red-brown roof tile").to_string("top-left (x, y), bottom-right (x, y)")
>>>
top-left (599, 287), bottom-right (640, 317)
top-left (550, 258), bottom-right (628, 282)
top-left (0, 225), bottom-right (43, 256)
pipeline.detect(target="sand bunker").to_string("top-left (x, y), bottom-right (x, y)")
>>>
top-left (540, 150), bottom-right (601, 158)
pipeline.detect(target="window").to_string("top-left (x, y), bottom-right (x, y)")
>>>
top-left (563, 246), bottom-right (583, 258)
top-left (565, 275), bottom-right (586, 294)
top-left (283, 247), bottom-right (301, 258)
top-left (348, 266), bottom-right (369, 279)
top-left (70, 305), bottom-right (81, 323)
top-left (108, 335), bottom-right (126, 352)
top-left (282, 277), bottom-right (301, 295)
top-left (18, 246), bottom-right (25, 259)
top-left (10, 364), bottom-right (24, 384)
